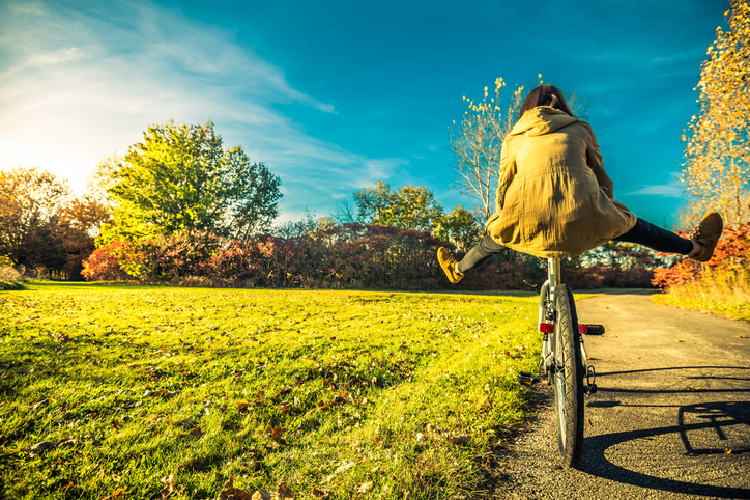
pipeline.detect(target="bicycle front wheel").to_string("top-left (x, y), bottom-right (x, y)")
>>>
top-left (551, 284), bottom-right (584, 467)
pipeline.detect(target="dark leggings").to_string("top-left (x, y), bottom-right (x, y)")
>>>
top-left (456, 218), bottom-right (693, 274)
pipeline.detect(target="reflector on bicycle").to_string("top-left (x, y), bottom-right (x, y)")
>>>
top-left (579, 325), bottom-right (587, 335)
top-left (539, 322), bottom-right (554, 333)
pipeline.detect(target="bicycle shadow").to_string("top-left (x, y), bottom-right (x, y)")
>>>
top-left (579, 367), bottom-right (750, 498)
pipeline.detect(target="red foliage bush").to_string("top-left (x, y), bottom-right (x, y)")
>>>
top-left (652, 220), bottom-right (750, 290)
top-left (81, 240), bottom-right (138, 281)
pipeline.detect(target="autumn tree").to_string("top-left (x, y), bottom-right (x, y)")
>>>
top-left (450, 76), bottom-right (589, 219)
top-left (353, 181), bottom-right (443, 230)
top-left (101, 121), bottom-right (283, 242)
top-left (57, 195), bottom-right (112, 277)
top-left (0, 166), bottom-right (70, 269)
top-left (680, 0), bottom-right (750, 227)
top-left (0, 167), bottom-right (111, 278)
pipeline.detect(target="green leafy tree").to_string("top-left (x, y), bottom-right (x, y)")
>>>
top-left (434, 204), bottom-right (481, 252)
top-left (354, 181), bottom-right (443, 230)
top-left (680, 0), bottom-right (749, 227)
top-left (101, 121), bottom-right (282, 242)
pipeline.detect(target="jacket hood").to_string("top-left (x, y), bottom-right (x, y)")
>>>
top-left (508, 106), bottom-right (579, 137)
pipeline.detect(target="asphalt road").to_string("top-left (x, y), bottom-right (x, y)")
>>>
top-left (491, 292), bottom-right (750, 500)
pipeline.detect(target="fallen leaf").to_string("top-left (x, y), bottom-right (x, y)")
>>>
top-left (726, 449), bottom-right (732, 454)
top-left (450, 435), bottom-right (470, 446)
top-left (178, 418), bottom-right (194, 427)
top-left (219, 476), bottom-right (253, 500)
top-left (103, 488), bottom-right (130, 500)
top-left (30, 441), bottom-right (56, 453)
top-left (189, 426), bottom-right (202, 437)
top-left (587, 357), bottom-right (598, 360)
top-left (357, 481), bottom-right (374, 494)
top-left (237, 399), bottom-right (251, 411)
top-left (737, 334), bottom-right (746, 338)
top-left (687, 386), bottom-right (702, 392)
top-left (278, 483), bottom-right (294, 498)
top-left (265, 426), bottom-right (286, 442)
top-left (31, 398), bottom-right (49, 410)
top-left (674, 339), bottom-right (686, 342)
top-left (55, 478), bottom-right (75, 491)
top-left (335, 461), bottom-right (355, 474)
top-left (180, 459), bottom-right (209, 472)
top-left (159, 473), bottom-right (174, 499)
top-left (311, 488), bottom-right (328, 498)
top-left (425, 423), bottom-right (440, 435)
top-left (587, 419), bottom-right (593, 427)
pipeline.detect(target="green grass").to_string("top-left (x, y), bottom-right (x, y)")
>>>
top-left (0, 282), bottom-right (543, 500)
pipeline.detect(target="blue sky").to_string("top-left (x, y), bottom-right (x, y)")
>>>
top-left (0, 0), bottom-right (728, 228)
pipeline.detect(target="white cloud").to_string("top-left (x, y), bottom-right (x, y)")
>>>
top-left (625, 174), bottom-right (684, 197)
top-left (0, 0), bottom-right (381, 221)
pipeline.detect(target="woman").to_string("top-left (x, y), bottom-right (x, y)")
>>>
top-left (438, 84), bottom-right (723, 283)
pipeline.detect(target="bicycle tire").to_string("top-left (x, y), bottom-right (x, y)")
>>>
top-left (551, 283), bottom-right (584, 467)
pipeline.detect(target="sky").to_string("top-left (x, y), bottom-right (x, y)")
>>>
top-left (0, 0), bottom-right (730, 228)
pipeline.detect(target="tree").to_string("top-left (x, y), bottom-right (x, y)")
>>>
top-left (0, 166), bottom-right (70, 269)
top-left (449, 76), bottom-right (589, 219)
top-left (433, 204), bottom-right (481, 252)
top-left (680, 0), bottom-right (749, 227)
top-left (353, 181), bottom-right (443, 230)
top-left (101, 121), bottom-right (282, 242)
top-left (57, 195), bottom-right (112, 278)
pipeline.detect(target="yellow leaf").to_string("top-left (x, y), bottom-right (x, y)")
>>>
top-left (357, 481), bottom-right (374, 494)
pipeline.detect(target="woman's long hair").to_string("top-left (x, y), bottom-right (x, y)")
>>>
top-left (518, 84), bottom-right (575, 120)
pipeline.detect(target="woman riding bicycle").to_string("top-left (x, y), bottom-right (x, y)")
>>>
top-left (439, 84), bottom-right (723, 283)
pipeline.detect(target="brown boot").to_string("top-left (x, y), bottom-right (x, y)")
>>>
top-left (437, 247), bottom-right (464, 283)
top-left (690, 212), bottom-right (723, 262)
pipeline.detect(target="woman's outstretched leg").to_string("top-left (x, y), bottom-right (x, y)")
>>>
top-left (438, 234), bottom-right (508, 283)
top-left (614, 212), bottom-right (723, 261)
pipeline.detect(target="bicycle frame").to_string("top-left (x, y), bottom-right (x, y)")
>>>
top-left (537, 258), bottom-right (592, 384)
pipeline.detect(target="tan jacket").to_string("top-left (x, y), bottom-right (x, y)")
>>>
top-left (485, 107), bottom-right (637, 257)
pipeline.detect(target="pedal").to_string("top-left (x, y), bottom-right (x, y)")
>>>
top-left (585, 366), bottom-right (597, 395)
top-left (580, 324), bottom-right (605, 335)
top-left (517, 371), bottom-right (540, 386)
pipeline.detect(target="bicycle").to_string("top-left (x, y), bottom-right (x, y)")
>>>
top-left (517, 257), bottom-right (603, 467)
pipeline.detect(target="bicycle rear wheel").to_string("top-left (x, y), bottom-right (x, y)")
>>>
top-left (551, 284), bottom-right (584, 467)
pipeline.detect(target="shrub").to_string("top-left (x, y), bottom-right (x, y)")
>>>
top-left (82, 223), bottom-right (667, 290)
top-left (652, 221), bottom-right (750, 291)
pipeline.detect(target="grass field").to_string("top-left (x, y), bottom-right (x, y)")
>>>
top-left (0, 282), bottom-right (543, 500)
top-left (651, 266), bottom-right (750, 324)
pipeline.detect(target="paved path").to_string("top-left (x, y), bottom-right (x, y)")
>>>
top-left (492, 293), bottom-right (750, 500)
